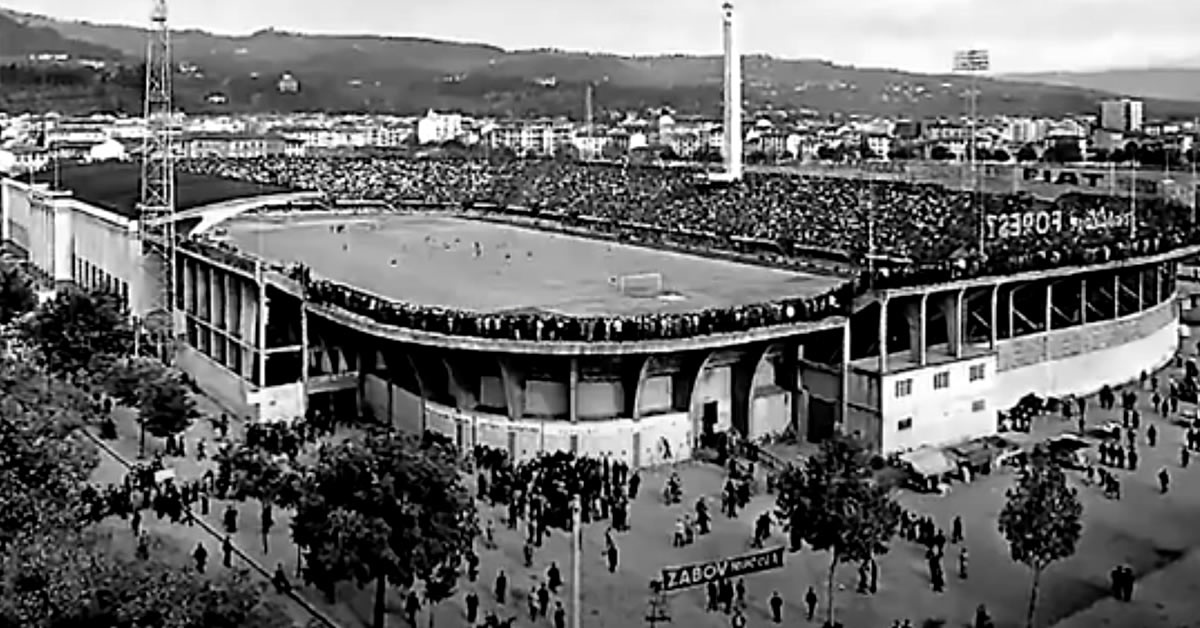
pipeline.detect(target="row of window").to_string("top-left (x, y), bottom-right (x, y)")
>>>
top-left (894, 363), bottom-right (987, 398)
top-left (896, 398), bottom-right (988, 431)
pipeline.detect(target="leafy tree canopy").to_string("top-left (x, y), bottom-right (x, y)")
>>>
top-left (774, 438), bottom-right (903, 624)
top-left (286, 430), bottom-right (478, 628)
top-left (998, 446), bottom-right (1083, 628)
top-left (999, 446), bottom-right (1083, 571)
top-left (137, 367), bottom-right (200, 438)
top-left (21, 288), bottom-right (133, 377)
top-left (0, 528), bottom-right (292, 628)
top-left (0, 261), bottom-right (37, 325)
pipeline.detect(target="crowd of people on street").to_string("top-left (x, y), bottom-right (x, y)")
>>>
top-left (179, 156), bottom-right (1200, 343)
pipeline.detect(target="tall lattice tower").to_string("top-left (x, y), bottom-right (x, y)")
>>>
top-left (138, 0), bottom-right (177, 355)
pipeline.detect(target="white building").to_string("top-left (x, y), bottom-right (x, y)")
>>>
top-left (487, 120), bottom-right (576, 156)
top-left (88, 139), bottom-right (127, 163)
top-left (416, 111), bottom-right (465, 145)
top-left (1099, 99), bottom-right (1144, 133)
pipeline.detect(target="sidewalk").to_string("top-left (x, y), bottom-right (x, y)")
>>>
top-left (87, 404), bottom-right (368, 627)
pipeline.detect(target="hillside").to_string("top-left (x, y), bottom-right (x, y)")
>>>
top-left (0, 11), bottom-right (122, 59)
top-left (4, 6), bottom-right (1200, 119)
top-left (1007, 68), bottom-right (1200, 103)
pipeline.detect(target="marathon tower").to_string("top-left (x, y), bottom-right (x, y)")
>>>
top-left (721, 1), bottom-right (743, 181)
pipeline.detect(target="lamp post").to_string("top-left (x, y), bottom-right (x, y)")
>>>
top-left (571, 494), bottom-right (582, 628)
top-left (138, 416), bottom-right (147, 459)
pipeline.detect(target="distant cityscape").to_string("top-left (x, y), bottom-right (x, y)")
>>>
top-left (0, 90), bottom-right (1191, 175)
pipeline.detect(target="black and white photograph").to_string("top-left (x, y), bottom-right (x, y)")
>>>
top-left (1, 0), bottom-right (1200, 627)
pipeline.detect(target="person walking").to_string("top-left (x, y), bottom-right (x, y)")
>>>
top-left (804, 586), bottom-right (818, 621)
top-left (192, 542), bottom-right (208, 574)
top-left (769, 591), bottom-right (783, 623)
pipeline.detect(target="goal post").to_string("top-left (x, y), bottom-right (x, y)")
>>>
top-left (617, 272), bottom-right (664, 298)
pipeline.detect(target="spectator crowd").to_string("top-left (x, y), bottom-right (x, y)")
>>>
top-left (180, 156), bottom-right (1200, 342)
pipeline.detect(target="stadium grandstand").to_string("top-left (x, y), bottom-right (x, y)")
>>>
top-left (3, 155), bottom-right (1196, 461)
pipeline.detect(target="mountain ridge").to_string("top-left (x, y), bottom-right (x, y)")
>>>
top-left (1005, 68), bottom-right (1200, 103)
top-left (4, 5), bottom-right (1200, 118)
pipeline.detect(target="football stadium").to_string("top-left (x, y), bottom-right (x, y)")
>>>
top-left (1, 156), bottom-right (1195, 469)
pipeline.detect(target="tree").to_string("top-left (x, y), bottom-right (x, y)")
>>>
top-left (284, 430), bottom-right (477, 628)
top-left (998, 446), bottom-right (1083, 628)
top-left (0, 527), bottom-right (292, 628)
top-left (0, 360), bottom-right (97, 548)
top-left (1124, 141), bottom-right (1140, 163)
top-left (991, 148), bottom-right (1011, 163)
top-left (774, 438), bottom-right (903, 627)
top-left (1016, 144), bottom-right (1039, 163)
top-left (215, 443), bottom-right (301, 506)
top-left (1043, 142), bottom-right (1082, 164)
top-left (101, 356), bottom-right (165, 407)
top-left (22, 288), bottom-right (133, 377)
top-left (930, 145), bottom-right (954, 161)
top-left (137, 367), bottom-right (200, 438)
top-left (0, 261), bottom-right (36, 325)
top-left (887, 145), bottom-right (915, 160)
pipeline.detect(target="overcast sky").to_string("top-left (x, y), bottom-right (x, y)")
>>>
top-left (6, 0), bottom-right (1199, 73)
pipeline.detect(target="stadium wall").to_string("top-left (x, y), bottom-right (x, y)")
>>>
top-left (992, 298), bottom-right (1177, 409)
top-left (867, 274), bottom-right (1179, 454)
top-left (333, 327), bottom-right (829, 468)
top-left (0, 177), bottom-right (165, 314)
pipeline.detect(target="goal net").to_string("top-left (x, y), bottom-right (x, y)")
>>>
top-left (617, 272), bottom-right (664, 298)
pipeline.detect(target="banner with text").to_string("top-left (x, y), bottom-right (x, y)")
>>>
top-left (660, 547), bottom-right (786, 592)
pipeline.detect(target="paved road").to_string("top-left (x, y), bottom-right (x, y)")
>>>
top-left (91, 340), bottom-right (1200, 628)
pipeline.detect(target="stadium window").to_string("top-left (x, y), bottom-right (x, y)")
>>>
top-left (969, 364), bottom-right (986, 382)
top-left (972, 399), bottom-right (986, 413)
top-left (933, 371), bottom-right (950, 390)
top-left (897, 417), bottom-right (913, 431)
top-left (894, 378), bottom-right (913, 398)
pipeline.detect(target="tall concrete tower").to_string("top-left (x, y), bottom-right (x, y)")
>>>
top-left (722, 1), bottom-right (743, 180)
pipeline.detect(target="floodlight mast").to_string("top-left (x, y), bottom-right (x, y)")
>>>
top-left (137, 0), bottom-right (177, 362)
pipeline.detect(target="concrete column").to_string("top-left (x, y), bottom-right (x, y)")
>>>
top-left (1007, 285), bottom-right (1016, 339)
top-left (300, 287), bottom-right (310, 419)
top-left (631, 357), bottom-right (650, 422)
top-left (1165, 263), bottom-right (1174, 303)
top-left (989, 284), bottom-right (999, 348)
top-left (840, 322), bottom-right (851, 433)
top-left (902, 296), bottom-right (921, 365)
top-left (1114, 272), bottom-right (1121, 319)
top-left (256, 262), bottom-right (268, 389)
top-left (1045, 282), bottom-right (1053, 332)
top-left (1080, 277), bottom-right (1087, 325)
top-left (206, 265), bottom-right (219, 327)
top-left (569, 357), bottom-right (579, 424)
top-left (52, 202), bottom-right (72, 283)
top-left (1137, 267), bottom-right (1145, 311)
top-left (938, 290), bottom-right (964, 358)
top-left (196, 265), bottom-right (210, 324)
top-left (225, 270), bottom-right (237, 337)
top-left (878, 296), bottom-right (890, 373)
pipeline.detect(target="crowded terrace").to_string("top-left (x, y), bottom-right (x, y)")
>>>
top-left (178, 156), bottom-right (1200, 342)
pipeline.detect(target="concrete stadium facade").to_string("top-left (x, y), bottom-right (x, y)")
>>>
top-left (0, 172), bottom-right (1190, 465)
